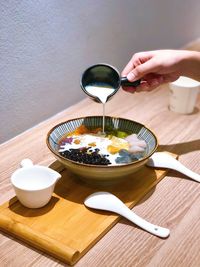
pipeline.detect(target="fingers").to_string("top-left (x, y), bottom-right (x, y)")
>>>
top-left (121, 59), bottom-right (135, 77)
top-left (123, 82), bottom-right (158, 93)
top-left (121, 51), bottom-right (154, 77)
top-left (122, 75), bottom-right (164, 93)
top-left (162, 73), bottom-right (180, 83)
top-left (121, 50), bottom-right (180, 94)
top-left (127, 58), bottom-right (159, 82)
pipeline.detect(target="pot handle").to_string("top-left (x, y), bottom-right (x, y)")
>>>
top-left (121, 77), bottom-right (141, 87)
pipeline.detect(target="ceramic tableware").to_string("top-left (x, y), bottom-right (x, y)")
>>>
top-left (169, 76), bottom-right (200, 114)
top-left (146, 152), bottom-right (200, 182)
top-left (80, 64), bottom-right (141, 103)
top-left (46, 116), bottom-right (158, 185)
top-left (11, 159), bottom-right (61, 208)
top-left (84, 192), bottom-right (170, 238)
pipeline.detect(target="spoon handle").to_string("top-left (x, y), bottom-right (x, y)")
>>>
top-left (119, 206), bottom-right (170, 238)
top-left (171, 160), bottom-right (200, 182)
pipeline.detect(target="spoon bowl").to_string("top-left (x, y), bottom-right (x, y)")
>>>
top-left (146, 152), bottom-right (200, 182)
top-left (84, 192), bottom-right (170, 238)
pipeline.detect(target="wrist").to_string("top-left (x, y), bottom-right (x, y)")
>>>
top-left (180, 51), bottom-right (200, 81)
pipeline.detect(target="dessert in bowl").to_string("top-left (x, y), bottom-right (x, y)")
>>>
top-left (46, 116), bottom-right (158, 185)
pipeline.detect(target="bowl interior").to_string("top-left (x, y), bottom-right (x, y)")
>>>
top-left (47, 116), bottom-right (158, 166)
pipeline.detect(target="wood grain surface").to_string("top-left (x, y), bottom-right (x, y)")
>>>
top-left (0, 155), bottom-right (176, 265)
top-left (0, 40), bottom-right (200, 267)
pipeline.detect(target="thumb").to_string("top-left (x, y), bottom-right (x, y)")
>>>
top-left (127, 59), bottom-right (158, 81)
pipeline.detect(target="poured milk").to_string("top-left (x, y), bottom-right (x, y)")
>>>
top-left (85, 85), bottom-right (115, 103)
top-left (85, 85), bottom-right (115, 133)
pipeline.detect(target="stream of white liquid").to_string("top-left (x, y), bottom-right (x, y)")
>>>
top-left (85, 85), bottom-right (115, 133)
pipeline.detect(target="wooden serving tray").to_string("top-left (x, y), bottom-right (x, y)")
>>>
top-left (0, 153), bottom-right (177, 265)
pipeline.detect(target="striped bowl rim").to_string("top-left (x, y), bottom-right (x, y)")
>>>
top-left (46, 116), bottom-right (158, 168)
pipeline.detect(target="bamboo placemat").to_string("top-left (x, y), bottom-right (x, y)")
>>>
top-left (0, 153), bottom-right (177, 265)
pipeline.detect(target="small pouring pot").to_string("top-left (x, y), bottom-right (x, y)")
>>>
top-left (80, 63), bottom-right (141, 103)
top-left (11, 159), bottom-right (61, 208)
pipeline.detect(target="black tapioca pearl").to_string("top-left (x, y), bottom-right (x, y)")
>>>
top-left (59, 148), bottom-right (112, 165)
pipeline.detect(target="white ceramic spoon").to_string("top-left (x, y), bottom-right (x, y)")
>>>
top-left (147, 152), bottom-right (200, 183)
top-left (84, 192), bottom-right (170, 238)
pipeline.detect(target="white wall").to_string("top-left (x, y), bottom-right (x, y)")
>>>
top-left (0, 0), bottom-right (199, 143)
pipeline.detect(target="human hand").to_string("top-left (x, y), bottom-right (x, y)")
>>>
top-left (121, 50), bottom-right (191, 93)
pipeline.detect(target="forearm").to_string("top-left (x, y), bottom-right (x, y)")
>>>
top-left (180, 51), bottom-right (200, 81)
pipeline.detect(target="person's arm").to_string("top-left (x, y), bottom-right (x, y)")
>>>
top-left (121, 50), bottom-right (200, 93)
top-left (180, 50), bottom-right (200, 81)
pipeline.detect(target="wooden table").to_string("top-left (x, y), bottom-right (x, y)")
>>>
top-left (0, 86), bottom-right (200, 267)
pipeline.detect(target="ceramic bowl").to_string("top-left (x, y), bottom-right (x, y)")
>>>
top-left (46, 116), bottom-right (158, 185)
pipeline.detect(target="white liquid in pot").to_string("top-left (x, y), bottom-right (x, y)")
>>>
top-left (85, 85), bottom-right (115, 133)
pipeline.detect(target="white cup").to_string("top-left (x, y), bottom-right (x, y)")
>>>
top-left (169, 76), bottom-right (200, 114)
top-left (11, 159), bottom-right (61, 208)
